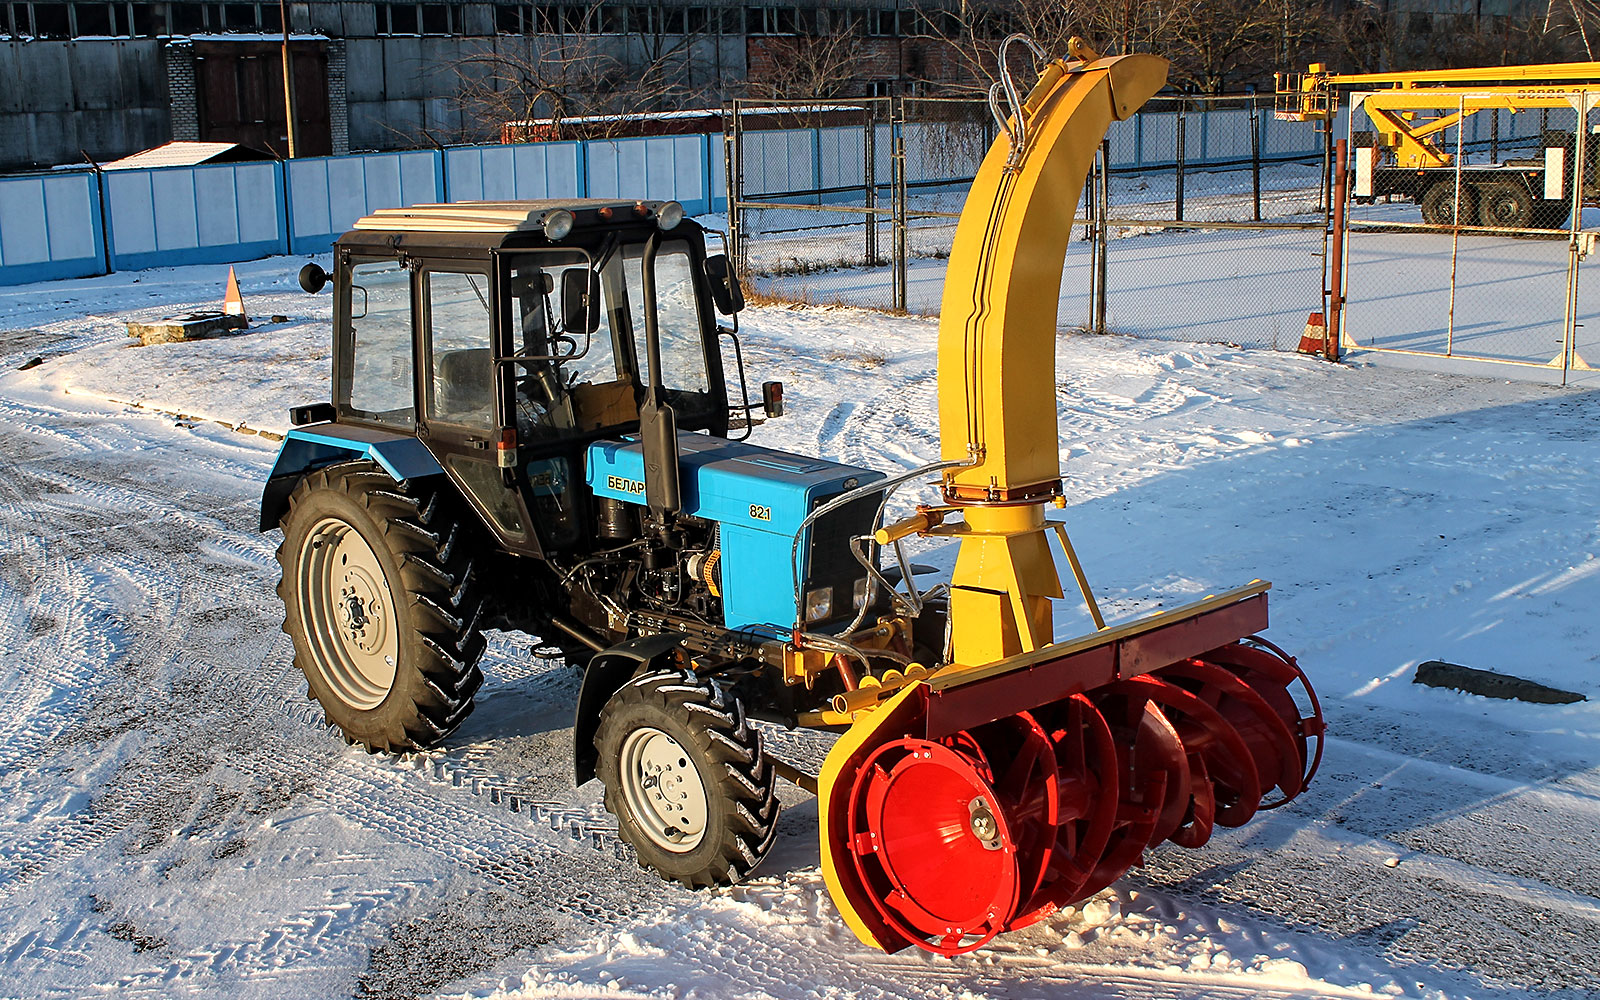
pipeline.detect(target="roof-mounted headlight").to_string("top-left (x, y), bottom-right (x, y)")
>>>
top-left (656, 201), bottom-right (684, 231)
top-left (542, 209), bottom-right (574, 241)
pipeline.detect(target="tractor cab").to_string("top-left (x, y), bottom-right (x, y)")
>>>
top-left (298, 200), bottom-right (754, 558)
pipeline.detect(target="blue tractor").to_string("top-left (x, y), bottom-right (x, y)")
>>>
top-left (265, 199), bottom-right (914, 889)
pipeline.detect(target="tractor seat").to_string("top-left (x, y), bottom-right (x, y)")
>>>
top-left (435, 348), bottom-right (493, 422)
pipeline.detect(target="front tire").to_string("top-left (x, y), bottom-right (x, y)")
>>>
top-left (596, 669), bottom-right (779, 888)
top-left (276, 461), bottom-right (486, 753)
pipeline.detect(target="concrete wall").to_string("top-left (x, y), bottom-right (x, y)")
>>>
top-left (343, 33), bottom-right (747, 152)
top-left (0, 40), bottom-right (169, 171)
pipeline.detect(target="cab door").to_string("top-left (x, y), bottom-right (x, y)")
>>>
top-left (413, 261), bottom-right (540, 555)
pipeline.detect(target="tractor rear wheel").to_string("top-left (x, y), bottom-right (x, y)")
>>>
top-left (596, 669), bottom-right (779, 889)
top-left (276, 461), bottom-right (486, 753)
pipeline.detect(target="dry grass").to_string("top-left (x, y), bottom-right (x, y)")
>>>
top-left (825, 348), bottom-right (890, 368)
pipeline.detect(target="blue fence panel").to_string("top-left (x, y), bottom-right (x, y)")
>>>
top-left (1108, 117), bottom-right (1141, 169)
top-left (0, 170), bottom-right (106, 284)
top-left (105, 161), bottom-right (285, 271)
top-left (286, 149), bottom-right (443, 254)
top-left (585, 135), bottom-right (709, 214)
top-left (709, 134), bottom-right (727, 213)
top-left (2, 104), bottom-right (1362, 289)
top-left (443, 140), bottom-right (585, 203)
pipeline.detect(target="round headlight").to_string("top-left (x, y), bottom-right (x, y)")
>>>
top-left (542, 209), bottom-right (574, 241)
top-left (656, 201), bottom-right (685, 231)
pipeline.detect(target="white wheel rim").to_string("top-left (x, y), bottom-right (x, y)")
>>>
top-left (298, 516), bottom-right (399, 711)
top-left (619, 726), bottom-right (709, 853)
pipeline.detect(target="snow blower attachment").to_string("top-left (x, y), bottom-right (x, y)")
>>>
top-left (803, 37), bottom-right (1326, 954)
top-left (263, 33), bottom-right (1321, 961)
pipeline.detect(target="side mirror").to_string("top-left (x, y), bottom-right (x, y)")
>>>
top-left (704, 254), bottom-right (745, 315)
top-left (298, 262), bottom-right (329, 294)
top-left (562, 267), bottom-right (601, 335)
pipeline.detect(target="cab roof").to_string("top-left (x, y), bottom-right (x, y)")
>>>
top-left (353, 199), bottom-right (682, 234)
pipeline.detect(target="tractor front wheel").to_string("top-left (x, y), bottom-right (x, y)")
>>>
top-left (596, 669), bottom-right (779, 888)
top-left (276, 461), bottom-right (486, 753)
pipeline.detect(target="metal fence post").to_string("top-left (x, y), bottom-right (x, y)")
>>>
top-left (1096, 138), bottom-right (1110, 334)
top-left (726, 99), bottom-right (745, 275)
top-left (1327, 138), bottom-right (1348, 362)
top-left (1563, 92), bottom-right (1589, 385)
top-left (1320, 122), bottom-right (1333, 215)
top-left (1088, 154), bottom-right (1100, 329)
top-left (1250, 103), bottom-right (1262, 222)
top-left (1446, 95), bottom-right (1465, 357)
top-left (1175, 107), bottom-right (1187, 222)
top-left (864, 102), bottom-right (878, 264)
top-left (891, 96), bottom-right (908, 312)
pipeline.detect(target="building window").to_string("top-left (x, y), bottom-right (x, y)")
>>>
top-left (31, 3), bottom-right (69, 36)
top-left (420, 2), bottom-right (448, 33)
top-left (751, 6), bottom-right (797, 35)
top-left (170, 2), bottom-right (202, 32)
top-left (386, 2), bottom-right (419, 34)
top-left (73, 3), bottom-right (111, 35)
top-left (560, 5), bottom-right (590, 32)
top-left (866, 8), bottom-right (896, 37)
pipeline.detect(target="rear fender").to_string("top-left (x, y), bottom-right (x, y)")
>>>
top-left (572, 633), bottom-right (686, 785)
top-left (260, 423), bottom-right (444, 531)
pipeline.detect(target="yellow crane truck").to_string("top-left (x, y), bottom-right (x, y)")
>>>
top-left (1279, 61), bottom-right (1600, 228)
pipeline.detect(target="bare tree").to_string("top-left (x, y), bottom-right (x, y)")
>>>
top-left (1165, 0), bottom-right (1328, 95)
top-left (446, 4), bottom-right (720, 143)
top-left (1326, 1), bottom-right (1575, 73)
top-left (907, 0), bottom-right (1186, 98)
top-left (746, 18), bottom-right (871, 99)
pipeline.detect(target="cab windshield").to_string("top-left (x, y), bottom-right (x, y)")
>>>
top-left (502, 238), bottom-right (714, 443)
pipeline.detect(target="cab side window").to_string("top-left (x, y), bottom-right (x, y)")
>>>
top-left (344, 260), bottom-right (415, 427)
top-left (423, 269), bottom-right (495, 430)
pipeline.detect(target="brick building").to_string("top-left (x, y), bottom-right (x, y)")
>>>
top-left (0, 0), bottom-right (1564, 171)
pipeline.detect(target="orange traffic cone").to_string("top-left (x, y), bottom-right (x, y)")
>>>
top-left (1297, 313), bottom-right (1326, 356)
top-left (223, 266), bottom-right (249, 324)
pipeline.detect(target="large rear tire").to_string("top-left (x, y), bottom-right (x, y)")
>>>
top-left (276, 461), bottom-right (486, 753)
top-left (1420, 182), bottom-right (1476, 227)
top-left (1477, 181), bottom-right (1534, 230)
top-left (596, 669), bottom-right (779, 888)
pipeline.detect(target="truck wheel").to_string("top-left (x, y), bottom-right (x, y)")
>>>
top-left (1477, 182), bottom-right (1533, 230)
top-left (596, 669), bottom-right (779, 889)
top-left (276, 461), bottom-right (486, 753)
top-left (1420, 182), bottom-right (1475, 227)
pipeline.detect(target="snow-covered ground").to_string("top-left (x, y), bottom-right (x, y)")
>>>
top-left (1, 256), bottom-right (1598, 1000)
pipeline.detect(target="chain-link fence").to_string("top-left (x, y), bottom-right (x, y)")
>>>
top-left (725, 96), bottom-right (1008, 313)
top-left (1338, 92), bottom-right (1600, 382)
top-left (726, 93), bottom-right (1333, 350)
top-left (1097, 96), bottom-right (1330, 350)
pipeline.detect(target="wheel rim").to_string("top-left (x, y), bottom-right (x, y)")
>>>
top-left (297, 516), bottom-right (400, 711)
top-left (619, 726), bottom-right (709, 852)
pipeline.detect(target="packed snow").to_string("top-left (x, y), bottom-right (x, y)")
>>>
top-left (0, 251), bottom-right (1597, 1000)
